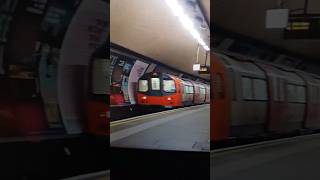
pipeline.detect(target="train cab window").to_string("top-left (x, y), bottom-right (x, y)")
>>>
top-left (151, 78), bottom-right (160, 90)
top-left (138, 80), bottom-right (148, 92)
top-left (163, 80), bottom-right (176, 93)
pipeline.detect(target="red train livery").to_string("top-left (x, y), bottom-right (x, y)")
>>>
top-left (137, 72), bottom-right (210, 108)
top-left (211, 52), bottom-right (320, 142)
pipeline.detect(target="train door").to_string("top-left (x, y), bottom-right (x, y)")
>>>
top-left (211, 54), bottom-right (231, 142)
top-left (199, 86), bottom-right (206, 103)
top-left (256, 63), bottom-right (288, 133)
top-left (296, 73), bottom-right (320, 130)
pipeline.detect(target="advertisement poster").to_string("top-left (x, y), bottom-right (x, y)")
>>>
top-left (58, 0), bottom-right (108, 133)
top-left (128, 60), bottom-right (149, 104)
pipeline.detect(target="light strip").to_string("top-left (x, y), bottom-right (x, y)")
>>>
top-left (165, 0), bottom-right (210, 51)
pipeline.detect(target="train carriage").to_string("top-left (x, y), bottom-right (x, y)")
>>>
top-left (211, 51), bottom-right (320, 143)
top-left (137, 72), bottom-right (210, 108)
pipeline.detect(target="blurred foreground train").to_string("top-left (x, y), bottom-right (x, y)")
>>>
top-left (211, 52), bottom-right (320, 143)
top-left (137, 72), bottom-right (210, 108)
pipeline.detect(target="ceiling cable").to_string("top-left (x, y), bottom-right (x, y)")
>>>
top-left (205, 51), bottom-right (208, 66)
top-left (196, 43), bottom-right (200, 64)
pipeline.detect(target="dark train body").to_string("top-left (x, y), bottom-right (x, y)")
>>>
top-left (211, 52), bottom-right (320, 144)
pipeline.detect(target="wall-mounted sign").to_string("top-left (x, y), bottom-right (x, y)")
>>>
top-left (25, 0), bottom-right (47, 15)
top-left (198, 65), bottom-right (210, 74)
top-left (284, 14), bottom-right (320, 39)
top-left (193, 64), bottom-right (201, 71)
top-left (266, 9), bottom-right (289, 29)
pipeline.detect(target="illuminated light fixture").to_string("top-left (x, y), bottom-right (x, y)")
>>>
top-left (165, 0), bottom-right (209, 51)
top-left (167, 97), bottom-right (172, 101)
top-left (142, 96), bottom-right (147, 100)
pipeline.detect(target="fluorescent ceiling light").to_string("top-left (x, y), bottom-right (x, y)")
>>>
top-left (165, 0), bottom-right (210, 51)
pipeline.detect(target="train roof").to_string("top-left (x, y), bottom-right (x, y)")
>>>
top-left (213, 50), bottom-right (320, 85)
top-left (140, 72), bottom-right (210, 86)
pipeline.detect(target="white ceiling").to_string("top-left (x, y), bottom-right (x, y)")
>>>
top-left (110, 0), bottom-right (210, 79)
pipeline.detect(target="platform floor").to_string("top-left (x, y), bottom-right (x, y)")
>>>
top-left (110, 104), bottom-right (210, 152)
top-left (211, 134), bottom-right (320, 180)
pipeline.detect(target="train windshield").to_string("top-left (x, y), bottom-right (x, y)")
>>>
top-left (138, 80), bottom-right (148, 92)
top-left (163, 80), bottom-right (176, 93)
top-left (151, 78), bottom-right (160, 90)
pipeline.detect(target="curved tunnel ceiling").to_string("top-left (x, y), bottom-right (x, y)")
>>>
top-left (213, 0), bottom-right (320, 60)
top-left (110, 0), bottom-right (210, 79)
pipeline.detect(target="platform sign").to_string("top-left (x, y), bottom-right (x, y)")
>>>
top-left (284, 14), bottom-right (320, 39)
top-left (198, 65), bottom-right (210, 74)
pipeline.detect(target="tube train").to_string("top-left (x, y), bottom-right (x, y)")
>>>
top-left (137, 72), bottom-right (210, 108)
top-left (211, 51), bottom-right (320, 143)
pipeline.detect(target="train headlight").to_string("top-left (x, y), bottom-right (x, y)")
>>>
top-left (167, 97), bottom-right (172, 101)
top-left (142, 96), bottom-right (147, 100)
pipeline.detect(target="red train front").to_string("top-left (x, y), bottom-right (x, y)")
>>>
top-left (137, 72), bottom-right (182, 108)
top-left (137, 72), bottom-right (210, 108)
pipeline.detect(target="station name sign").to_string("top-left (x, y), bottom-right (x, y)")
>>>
top-left (284, 14), bottom-right (320, 39)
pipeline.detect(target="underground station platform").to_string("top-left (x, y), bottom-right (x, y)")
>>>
top-left (211, 133), bottom-right (320, 180)
top-left (110, 104), bottom-right (210, 152)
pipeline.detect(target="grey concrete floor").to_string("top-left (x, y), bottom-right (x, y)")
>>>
top-left (211, 134), bottom-right (320, 180)
top-left (110, 105), bottom-right (210, 152)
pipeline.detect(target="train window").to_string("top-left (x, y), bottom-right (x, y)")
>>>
top-left (310, 86), bottom-right (318, 104)
top-left (297, 86), bottom-right (306, 103)
top-left (151, 78), bottom-right (160, 90)
top-left (272, 78), bottom-right (279, 101)
top-left (287, 84), bottom-right (306, 103)
top-left (287, 84), bottom-right (295, 102)
top-left (214, 74), bottom-right (224, 98)
top-left (279, 79), bottom-right (285, 101)
top-left (253, 79), bottom-right (268, 100)
top-left (228, 69), bottom-right (237, 100)
top-left (185, 86), bottom-right (189, 93)
top-left (163, 80), bottom-right (176, 93)
top-left (190, 86), bottom-right (194, 94)
top-left (242, 77), bottom-right (253, 100)
top-left (138, 80), bottom-right (148, 92)
top-left (200, 88), bottom-right (206, 95)
top-left (184, 85), bottom-right (194, 94)
top-left (242, 77), bottom-right (268, 101)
